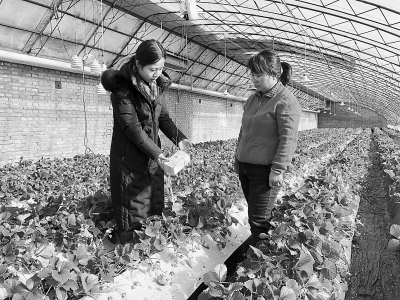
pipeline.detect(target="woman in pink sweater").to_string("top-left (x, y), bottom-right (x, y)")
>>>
top-left (235, 50), bottom-right (302, 247)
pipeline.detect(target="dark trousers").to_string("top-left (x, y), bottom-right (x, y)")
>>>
top-left (238, 161), bottom-right (273, 246)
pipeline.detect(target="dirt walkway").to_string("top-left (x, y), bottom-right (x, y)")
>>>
top-left (345, 135), bottom-right (400, 300)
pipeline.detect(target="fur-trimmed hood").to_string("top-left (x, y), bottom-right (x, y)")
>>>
top-left (101, 57), bottom-right (172, 95)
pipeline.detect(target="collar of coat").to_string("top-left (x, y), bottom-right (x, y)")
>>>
top-left (255, 81), bottom-right (282, 98)
top-left (101, 56), bottom-right (172, 101)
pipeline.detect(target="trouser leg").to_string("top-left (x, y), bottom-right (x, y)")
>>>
top-left (238, 161), bottom-right (272, 246)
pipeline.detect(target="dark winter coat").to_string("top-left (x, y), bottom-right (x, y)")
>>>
top-left (101, 58), bottom-right (187, 242)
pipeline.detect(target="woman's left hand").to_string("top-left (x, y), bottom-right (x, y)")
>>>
top-left (178, 139), bottom-right (192, 150)
top-left (269, 172), bottom-right (283, 188)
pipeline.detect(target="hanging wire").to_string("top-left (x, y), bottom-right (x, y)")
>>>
top-left (304, 31), bottom-right (306, 71)
top-left (224, 34), bottom-right (227, 93)
top-left (101, 0), bottom-right (105, 64)
top-left (302, 28), bottom-right (308, 81)
top-left (74, 3), bottom-right (77, 54)
top-left (53, 0), bottom-right (93, 154)
top-left (82, 0), bottom-right (93, 154)
top-left (94, 0), bottom-right (99, 59)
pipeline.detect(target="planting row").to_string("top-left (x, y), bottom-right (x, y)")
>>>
top-left (373, 128), bottom-right (400, 250)
top-left (198, 128), bottom-right (371, 300)
top-left (0, 128), bottom-right (363, 300)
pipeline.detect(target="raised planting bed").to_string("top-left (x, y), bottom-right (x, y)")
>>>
top-left (0, 130), bottom-right (368, 300)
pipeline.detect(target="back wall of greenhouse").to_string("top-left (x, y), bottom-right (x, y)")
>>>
top-left (0, 60), bottom-right (320, 166)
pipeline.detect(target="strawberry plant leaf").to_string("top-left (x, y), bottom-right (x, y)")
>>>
top-left (61, 279), bottom-right (79, 291)
top-left (244, 280), bottom-right (253, 291)
top-left (172, 202), bottom-right (183, 212)
top-left (294, 250), bottom-right (315, 277)
top-left (203, 271), bottom-right (220, 285)
top-left (37, 269), bottom-right (52, 279)
top-left (81, 273), bottom-right (98, 293)
top-left (154, 237), bottom-right (164, 251)
top-left (321, 240), bottom-right (331, 256)
top-left (67, 214), bottom-right (76, 226)
top-left (52, 268), bottom-right (71, 285)
top-left (286, 279), bottom-right (300, 296)
top-left (214, 264), bottom-right (227, 282)
top-left (3, 243), bottom-right (13, 255)
top-left (0, 211), bottom-right (12, 223)
top-left (197, 215), bottom-right (205, 229)
top-left (321, 278), bottom-right (333, 292)
top-left (387, 239), bottom-right (400, 251)
top-left (16, 213), bottom-right (31, 224)
top-left (324, 221), bottom-right (334, 232)
top-left (305, 274), bottom-right (322, 290)
top-left (145, 225), bottom-right (156, 237)
top-left (75, 244), bottom-right (88, 260)
top-left (15, 282), bottom-right (30, 294)
top-left (228, 282), bottom-right (244, 292)
top-left (100, 270), bottom-right (114, 283)
top-left (188, 210), bottom-right (199, 227)
top-left (198, 291), bottom-right (212, 300)
top-left (231, 291), bottom-right (245, 300)
top-left (55, 287), bottom-right (67, 300)
top-left (279, 286), bottom-right (296, 300)
top-left (46, 278), bottom-right (60, 287)
top-left (25, 275), bottom-right (41, 291)
top-left (89, 226), bottom-right (101, 237)
top-left (390, 224), bottom-right (400, 239)
top-left (114, 244), bottom-right (123, 257)
top-left (11, 294), bottom-right (24, 300)
top-left (247, 245), bottom-right (269, 261)
top-left (275, 224), bottom-right (288, 235)
top-left (321, 260), bottom-right (337, 280)
top-left (209, 287), bottom-right (223, 297)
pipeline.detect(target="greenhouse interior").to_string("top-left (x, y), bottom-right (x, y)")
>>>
top-left (1, 0), bottom-right (400, 299)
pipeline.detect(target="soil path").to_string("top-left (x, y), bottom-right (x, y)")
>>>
top-left (345, 133), bottom-right (400, 300)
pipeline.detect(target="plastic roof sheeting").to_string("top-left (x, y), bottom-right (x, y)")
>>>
top-left (0, 0), bottom-right (399, 123)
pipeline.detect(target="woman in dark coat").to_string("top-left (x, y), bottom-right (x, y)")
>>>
top-left (101, 39), bottom-right (191, 244)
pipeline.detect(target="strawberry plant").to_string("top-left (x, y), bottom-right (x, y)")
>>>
top-left (0, 129), bottom-right (370, 300)
top-left (198, 128), bottom-right (373, 300)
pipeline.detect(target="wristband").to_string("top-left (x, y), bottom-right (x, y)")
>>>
top-left (271, 168), bottom-right (283, 175)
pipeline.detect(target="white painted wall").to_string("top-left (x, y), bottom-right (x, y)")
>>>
top-left (299, 110), bottom-right (319, 131)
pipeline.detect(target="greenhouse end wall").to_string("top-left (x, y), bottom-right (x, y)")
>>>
top-left (0, 60), bottom-right (317, 166)
top-left (318, 102), bottom-right (387, 128)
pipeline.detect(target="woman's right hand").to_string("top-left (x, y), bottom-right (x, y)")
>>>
top-left (157, 153), bottom-right (169, 166)
top-left (269, 171), bottom-right (283, 188)
top-left (178, 139), bottom-right (192, 150)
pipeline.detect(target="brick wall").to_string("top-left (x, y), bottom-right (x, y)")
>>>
top-left (0, 61), bottom-right (246, 165)
top-left (156, 88), bottom-right (245, 147)
top-left (318, 102), bottom-right (387, 128)
top-left (164, 90), bottom-right (243, 144)
top-left (1, 60), bottom-right (318, 166)
top-left (0, 61), bottom-right (112, 165)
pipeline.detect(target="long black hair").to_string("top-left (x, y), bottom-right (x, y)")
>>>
top-left (131, 39), bottom-right (167, 67)
top-left (247, 50), bottom-right (292, 86)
